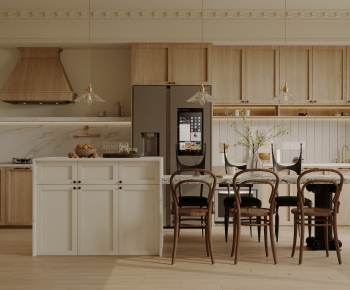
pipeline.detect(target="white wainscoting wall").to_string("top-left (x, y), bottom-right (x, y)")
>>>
top-left (212, 117), bottom-right (350, 168)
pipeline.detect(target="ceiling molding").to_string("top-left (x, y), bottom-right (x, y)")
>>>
top-left (1, 9), bottom-right (350, 22)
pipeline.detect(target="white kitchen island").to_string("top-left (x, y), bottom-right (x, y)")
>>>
top-left (32, 157), bottom-right (163, 256)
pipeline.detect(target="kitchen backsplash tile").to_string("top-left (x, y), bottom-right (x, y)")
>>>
top-left (0, 122), bottom-right (131, 163)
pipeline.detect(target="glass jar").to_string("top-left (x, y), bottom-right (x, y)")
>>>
top-left (246, 151), bottom-right (263, 177)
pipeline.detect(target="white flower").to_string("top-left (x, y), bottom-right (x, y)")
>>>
top-left (230, 109), bottom-right (290, 153)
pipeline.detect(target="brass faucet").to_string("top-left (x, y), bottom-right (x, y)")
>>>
top-left (342, 145), bottom-right (349, 163)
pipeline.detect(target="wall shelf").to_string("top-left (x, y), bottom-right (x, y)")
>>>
top-left (213, 105), bottom-right (350, 117)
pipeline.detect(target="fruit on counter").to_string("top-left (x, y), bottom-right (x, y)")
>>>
top-left (68, 152), bottom-right (74, 158)
top-left (76, 143), bottom-right (95, 150)
top-left (91, 153), bottom-right (98, 158)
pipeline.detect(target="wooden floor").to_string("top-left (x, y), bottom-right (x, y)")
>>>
top-left (0, 225), bottom-right (349, 289)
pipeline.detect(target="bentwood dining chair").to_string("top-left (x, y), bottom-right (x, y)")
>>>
top-left (230, 168), bottom-right (279, 264)
top-left (271, 143), bottom-right (312, 242)
top-left (170, 168), bottom-right (216, 264)
top-left (291, 168), bottom-right (344, 265)
top-left (175, 144), bottom-right (207, 236)
top-left (223, 144), bottom-right (262, 242)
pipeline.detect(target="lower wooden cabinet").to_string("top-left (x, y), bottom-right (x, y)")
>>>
top-left (0, 166), bottom-right (32, 226)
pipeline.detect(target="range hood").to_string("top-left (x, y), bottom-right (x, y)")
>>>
top-left (0, 47), bottom-right (77, 104)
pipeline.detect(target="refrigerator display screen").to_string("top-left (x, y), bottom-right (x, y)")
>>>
top-left (177, 108), bottom-right (203, 156)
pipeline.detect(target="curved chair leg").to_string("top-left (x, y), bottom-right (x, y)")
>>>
top-left (269, 216), bottom-right (277, 264)
top-left (275, 205), bottom-right (279, 242)
top-left (298, 216), bottom-right (305, 265)
top-left (324, 217), bottom-right (329, 258)
top-left (333, 216), bottom-right (342, 264)
top-left (224, 205), bottom-right (230, 242)
top-left (257, 216), bottom-right (261, 242)
top-left (172, 215), bottom-right (180, 264)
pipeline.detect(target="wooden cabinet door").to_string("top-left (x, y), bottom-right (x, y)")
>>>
top-left (35, 185), bottom-right (78, 255)
top-left (312, 46), bottom-right (346, 104)
top-left (118, 161), bottom-right (160, 185)
top-left (212, 46), bottom-right (244, 104)
top-left (5, 167), bottom-right (32, 226)
top-left (279, 46), bottom-right (312, 104)
top-left (77, 161), bottom-right (118, 185)
top-left (35, 161), bottom-right (78, 185)
top-left (118, 185), bottom-right (160, 255)
top-left (131, 43), bottom-right (172, 85)
top-left (77, 185), bottom-right (118, 255)
top-left (245, 46), bottom-right (279, 104)
top-left (171, 43), bottom-right (211, 85)
top-left (0, 167), bottom-right (5, 225)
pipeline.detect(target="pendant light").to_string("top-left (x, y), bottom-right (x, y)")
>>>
top-left (272, 0), bottom-right (297, 104)
top-left (74, 0), bottom-right (105, 105)
top-left (187, 0), bottom-right (215, 106)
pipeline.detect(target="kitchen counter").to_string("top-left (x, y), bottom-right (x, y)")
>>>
top-left (0, 163), bottom-right (33, 167)
top-left (32, 157), bottom-right (163, 256)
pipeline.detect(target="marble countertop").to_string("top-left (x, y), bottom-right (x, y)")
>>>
top-left (0, 163), bottom-right (33, 167)
top-left (31, 156), bottom-right (163, 162)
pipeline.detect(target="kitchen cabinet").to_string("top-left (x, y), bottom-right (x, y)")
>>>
top-left (0, 167), bottom-right (4, 225)
top-left (312, 46), bottom-right (347, 104)
top-left (131, 43), bottom-right (211, 85)
top-left (0, 166), bottom-right (32, 227)
top-left (245, 46), bottom-right (279, 104)
top-left (34, 158), bottom-right (162, 256)
top-left (212, 46), bottom-right (245, 104)
top-left (279, 46), bottom-right (312, 104)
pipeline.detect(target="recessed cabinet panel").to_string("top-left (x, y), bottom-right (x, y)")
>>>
top-left (131, 43), bottom-right (171, 85)
top-left (212, 46), bottom-right (244, 104)
top-left (280, 46), bottom-right (312, 103)
top-left (245, 46), bottom-right (279, 104)
top-left (312, 46), bottom-right (346, 104)
top-left (118, 185), bottom-right (159, 255)
top-left (36, 162), bottom-right (77, 184)
top-left (5, 167), bottom-right (32, 225)
top-left (119, 161), bottom-right (159, 185)
top-left (78, 186), bottom-right (118, 255)
top-left (36, 185), bottom-right (77, 255)
top-left (78, 162), bottom-right (118, 185)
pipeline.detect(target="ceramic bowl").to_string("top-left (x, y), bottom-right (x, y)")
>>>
top-left (258, 153), bottom-right (270, 163)
top-left (74, 148), bottom-right (96, 157)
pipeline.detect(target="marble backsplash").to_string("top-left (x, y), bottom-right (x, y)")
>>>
top-left (0, 118), bottom-right (131, 163)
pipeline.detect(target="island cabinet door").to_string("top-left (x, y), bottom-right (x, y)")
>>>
top-left (36, 161), bottom-right (78, 185)
top-left (77, 161), bottom-right (119, 185)
top-left (118, 161), bottom-right (160, 185)
top-left (118, 185), bottom-right (160, 255)
top-left (77, 185), bottom-right (118, 255)
top-left (35, 185), bottom-right (78, 255)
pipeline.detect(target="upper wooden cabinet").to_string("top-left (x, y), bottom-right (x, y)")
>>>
top-left (244, 46), bottom-right (279, 104)
top-left (279, 46), bottom-right (312, 104)
top-left (131, 43), bottom-right (212, 85)
top-left (312, 46), bottom-right (347, 105)
top-left (212, 46), bottom-right (244, 104)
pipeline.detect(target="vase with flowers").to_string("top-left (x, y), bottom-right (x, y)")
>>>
top-left (230, 109), bottom-right (290, 176)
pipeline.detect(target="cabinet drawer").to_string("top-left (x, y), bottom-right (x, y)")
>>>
top-left (118, 162), bottom-right (160, 185)
top-left (36, 162), bottom-right (78, 185)
top-left (78, 162), bottom-right (118, 185)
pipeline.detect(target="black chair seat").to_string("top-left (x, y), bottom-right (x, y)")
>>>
top-left (179, 196), bottom-right (207, 207)
top-left (275, 196), bottom-right (312, 206)
top-left (224, 195), bottom-right (261, 207)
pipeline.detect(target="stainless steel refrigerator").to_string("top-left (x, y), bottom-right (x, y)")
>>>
top-left (132, 85), bottom-right (212, 226)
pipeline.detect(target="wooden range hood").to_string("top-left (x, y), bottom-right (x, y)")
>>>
top-left (0, 47), bottom-right (77, 104)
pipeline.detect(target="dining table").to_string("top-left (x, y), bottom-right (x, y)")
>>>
top-left (162, 173), bottom-right (350, 250)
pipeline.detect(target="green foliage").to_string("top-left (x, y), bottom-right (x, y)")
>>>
top-left (230, 109), bottom-right (290, 153)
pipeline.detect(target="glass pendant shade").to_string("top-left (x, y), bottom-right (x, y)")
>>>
top-left (187, 84), bottom-right (215, 105)
top-left (74, 84), bottom-right (105, 105)
top-left (272, 83), bottom-right (298, 104)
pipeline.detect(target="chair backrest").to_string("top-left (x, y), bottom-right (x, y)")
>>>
top-left (223, 143), bottom-right (246, 173)
top-left (170, 168), bottom-right (217, 210)
top-left (271, 143), bottom-right (302, 175)
top-left (232, 168), bottom-right (280, 213)
top-left (296, 168), bottom-right (344, 214)
top-left (175, 143), bottom-right (206, 171)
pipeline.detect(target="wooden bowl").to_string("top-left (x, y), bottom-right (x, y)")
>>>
top-left (258, 153), bottom-right (270, 163)
top-left (74, 148), bottom-right (96, 157)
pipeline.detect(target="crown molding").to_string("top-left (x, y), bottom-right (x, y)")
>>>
top-left (1, 9), bottom-right (350, 22)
